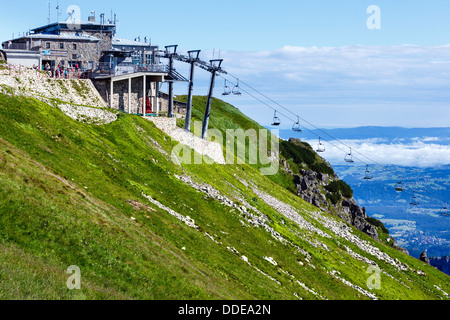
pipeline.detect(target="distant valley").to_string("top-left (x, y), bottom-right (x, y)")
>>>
top-left (279, 127), bottom-right (450, 260)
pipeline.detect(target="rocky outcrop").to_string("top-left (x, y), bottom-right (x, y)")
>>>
top-left (392, 240), bottom-right (409, 255)
top-left (293, 168), bottom-right (378, 241)
top-left (429, 256), bottom-right (450, 276)
top-left (420, 251), bottom-right (431, 265)
top-left (294, 170), bottom-right (329, 211)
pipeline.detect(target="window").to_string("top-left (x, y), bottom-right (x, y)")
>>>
top-left (72, 54), bottom-right (77, 60)
top-left (73, 44), bottom-right (77, 50)
top-left (46, 43), bottom-right (50, 49)
top-left (60, 43), bottom-right (64, 49)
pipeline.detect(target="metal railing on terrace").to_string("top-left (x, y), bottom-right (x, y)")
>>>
top-left (96, 63), bottom-right (167, 77)
top-left (2, 43), bottom-right (28, 50)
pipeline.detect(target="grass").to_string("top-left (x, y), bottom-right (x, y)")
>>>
top-left (0, 92), bottom-right (448, 300)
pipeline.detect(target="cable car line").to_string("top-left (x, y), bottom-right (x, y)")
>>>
top-left (217, 75), bottom-right (449, 213)
top-left (157, 48), bottom-right (449, 214)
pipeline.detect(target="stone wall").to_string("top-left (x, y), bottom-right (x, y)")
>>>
top-left (29, 30), bottom-right (113, 70)
top-left (0, 66), bottom-right (107, 108)
top-left (158, 92), bottom-right (187, 115)
top-left (145, 117), bottom-right (225, 165)
top-left (38, 39), bottom-right (101, 69)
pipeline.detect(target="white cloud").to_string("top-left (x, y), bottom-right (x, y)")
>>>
top-left (303, 138), bottom-right (450, 168)
top-left (422, 137), bottom-right (441, 142)
top-left (170, 45), bottom-right (450, 127)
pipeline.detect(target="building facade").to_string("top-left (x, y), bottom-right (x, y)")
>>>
top-left (0, 49), bottom-right (41, 68)
top-left (2, 15), bottom-right (114, 70)
top-left (1, 13), bottom-right (188, 118)
top-left (2, 16), bottom-right (161, 74)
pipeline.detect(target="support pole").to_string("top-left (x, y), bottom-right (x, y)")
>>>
top-left (128, 77), bottom-right (131, 114)
top-left (156, 82), bottom-right (160, 114)
top-left (143, 75), bottom-right (146, 116)
top-left (185, 60), bottom-right (195, 132)
top-left (185, 50), bottom-right (200, 132)
top-left (201, 69), bottom-right (217, 140)
top-left (168, 55), bottom-right (174, 118)
top-left (110, 79), bottom-right (113, 109)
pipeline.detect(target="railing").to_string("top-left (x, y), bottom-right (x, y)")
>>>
top-left (134, 64), bottom-right (166, 73)
top-left (42, 69), bottom-right (90, 79)
top-left (5, 64), bottom-right (91, 80)
top-left (2, 43), bottom-right (28, 50)
top-left (95, 63), bottom-right (168, 77)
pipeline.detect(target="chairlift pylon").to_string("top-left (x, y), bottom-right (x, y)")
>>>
top-left (364, 164), bottom-right (373, 180)
top-left (316, 137), bottom-right (325, 153)
top-left (292, 117), bottom-right (302, 132)
top-left (232, 79), bottom-right (242, 96)
top-left (345, 147), bottom-right (355, 163)
top-left (222, 80), bottom-right (231, 96)
top-left (271, 111), bottom-right (281, 126)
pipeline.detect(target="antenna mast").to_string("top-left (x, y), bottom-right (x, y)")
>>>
top-left (56, 0), bottom-right (61, 22)
top-left (48, 1), bottom-right (51, 25)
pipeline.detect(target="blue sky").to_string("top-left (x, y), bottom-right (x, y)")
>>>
top-left (3, 0), bottom-right (450, 50)
top-left (2, 1), bottom-right (450, 129)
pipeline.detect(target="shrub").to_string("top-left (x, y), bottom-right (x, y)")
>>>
top-left (280, 140), bottom-right (334, 175)
top-left (310, 162), bottom-right (334, 175)
top-left (366, 216), bottom-right (389, 234)
top-left (280, 140), bottom-right (315, 165)
top-left (326, 192), bottom-right (342, 205)
top-left (325, 180), bottom-right (353, 199)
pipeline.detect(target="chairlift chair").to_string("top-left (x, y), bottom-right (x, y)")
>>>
top-left (440, 203), bottom-right (449, 217)
top-left (345, 147), bottom-right (355, 163)
top-left (364, 164), bottom-right (373, 180)
top-left (292, 117), bottom-right (302, 132)
top-left (395, 177), bottom-right (404, 192)
top-left (410, 190), bottom-right (419, 206)
top-left (272, 111), bottom-right (281, 126)
top-left (232, 79), bottom-right (242, 96)
top-left (222, 80), bottom-right (231, 96)
top-left (316, 137), bottom-right (325, 153)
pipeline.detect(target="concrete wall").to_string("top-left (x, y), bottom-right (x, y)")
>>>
top-left (2, 50), bottom-right (41, 68)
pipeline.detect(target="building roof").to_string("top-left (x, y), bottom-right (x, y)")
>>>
top-left (22, 33), bottom-right (101, 42)
top-left (31, 21), bottom-right (116, 33)
top-left (112, 38), bottom-right (153, 48)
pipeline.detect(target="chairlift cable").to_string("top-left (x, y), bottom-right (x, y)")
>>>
top-left (218, 75), bottom-right (371, 165)
top-left (157, 51), bottom-right (449, 212)
top-left (218, 75), bottom-right (449, 211)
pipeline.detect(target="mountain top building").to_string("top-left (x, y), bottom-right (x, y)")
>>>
top-left (1, 14), bottom-right (158, 73)
top-left (1, 12), bottom-right (188, 118)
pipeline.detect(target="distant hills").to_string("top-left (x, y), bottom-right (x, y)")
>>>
top-left (334, 164), bottom-right (450, 260)
top-left (277, 126), bottom-right (450, 263)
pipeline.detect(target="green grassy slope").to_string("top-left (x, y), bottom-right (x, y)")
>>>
top-left (0, 92), bottom-right (449, 300)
